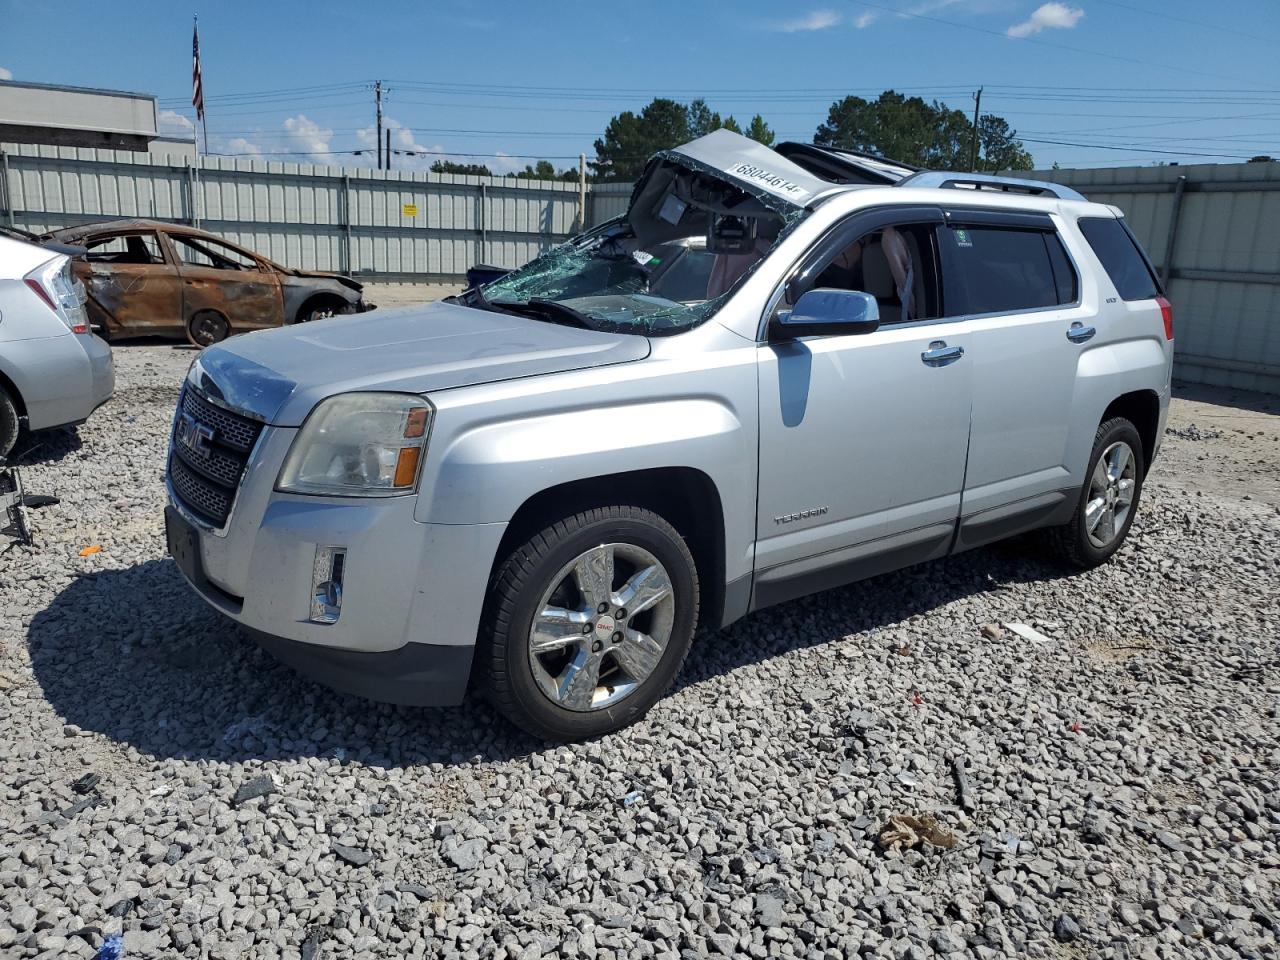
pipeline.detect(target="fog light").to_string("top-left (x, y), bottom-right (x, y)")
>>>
top-left (310, 546), bottom-right (346, 623)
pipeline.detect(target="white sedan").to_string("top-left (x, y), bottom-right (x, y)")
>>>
top-left (0, 231), bottom-right (114, 458)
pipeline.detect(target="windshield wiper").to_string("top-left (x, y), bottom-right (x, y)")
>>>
top-left (493, 298), bottom-right (596, 330)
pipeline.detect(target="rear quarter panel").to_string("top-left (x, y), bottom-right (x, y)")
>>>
top-left (1058, 213), bottom-right (1173, 482)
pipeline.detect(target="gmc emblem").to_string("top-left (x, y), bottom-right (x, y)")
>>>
top-left (176, 412), bottom-right (215, 458)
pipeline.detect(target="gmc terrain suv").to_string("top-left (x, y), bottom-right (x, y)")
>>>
top-left (165, 131), bottom-right (1172, 740)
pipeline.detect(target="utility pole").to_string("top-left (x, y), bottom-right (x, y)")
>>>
top-left (386, 129), bottom-right (392, 170)
top-left (577, 153), bottom-right (587, 232)
top-left (969, 86), bottom-right (983, 173)
top-left (373, 80), bottom-right (384, 170)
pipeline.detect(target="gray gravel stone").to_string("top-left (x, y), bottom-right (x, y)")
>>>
top-left (0, 344), bottom-right (1277, 959)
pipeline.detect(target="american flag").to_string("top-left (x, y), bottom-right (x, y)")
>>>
top-left (192, 21), bottom-right (205, 122)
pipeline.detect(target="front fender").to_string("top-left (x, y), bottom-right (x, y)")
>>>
top-left (419, 397), bottom-right (745, 524)
top-left (412, 337), bottom-right (762, 592)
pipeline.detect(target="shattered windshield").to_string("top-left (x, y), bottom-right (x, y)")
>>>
top-left (471, 156), bottom-right (808, 335)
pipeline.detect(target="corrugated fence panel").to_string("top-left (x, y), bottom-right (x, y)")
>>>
top-left (1027, 161), bottom-right (1280, 394)
top-left (589, 182), bottom-right (632, 226)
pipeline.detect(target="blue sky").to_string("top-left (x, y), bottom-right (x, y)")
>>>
top-left (2, 0), bottom-right (1278, 172)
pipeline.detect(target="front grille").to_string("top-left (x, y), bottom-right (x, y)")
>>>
top-left (169, 455), bottom-right (233, 525)
top-left (167, 385), bottom-right (264, 527)
top-left (181, 387), bottom-right (261, 452)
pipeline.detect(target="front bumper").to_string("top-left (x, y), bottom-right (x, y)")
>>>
top-left (243, 626), bottom-right (476, 706)
top-left (167, 426), bottom-right (507, 705)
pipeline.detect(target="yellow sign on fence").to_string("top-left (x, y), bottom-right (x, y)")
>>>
top-left (402, 203), bottom-right (418, 217)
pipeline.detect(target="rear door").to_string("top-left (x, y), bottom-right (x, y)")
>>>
top-left (78, 231), bottom-right (183, 338)
top-left (166, 232), bottom-right (284, 332)
top-left (941, 210), bottom-right (1088, 548)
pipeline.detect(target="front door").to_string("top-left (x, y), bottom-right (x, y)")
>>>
top-left (166, 232), bottom-right (283, 333)
top-left (938, 212), bottom-right (1087, 548)
top-left (77, 231), bottom-right (183, 338)
top-left (753, 210), bottom-right (973, 609)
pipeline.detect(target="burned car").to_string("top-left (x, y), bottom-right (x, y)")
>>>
top-left (41, 220), bottom-right (372, 346)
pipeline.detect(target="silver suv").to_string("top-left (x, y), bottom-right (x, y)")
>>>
top-left (164, 131), bottom-right (1172, 740)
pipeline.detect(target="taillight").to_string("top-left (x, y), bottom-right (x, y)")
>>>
top-left (1156, 295), bottom-right (1173, 341)
top-left (23, 255), bottom-right (89, 334)
top-left (24, 278), bottom-right (58, 312)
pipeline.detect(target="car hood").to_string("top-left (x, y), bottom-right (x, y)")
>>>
top-left (190, 300), bottom-right (651, 426)
top-left (284, 268), bottom-right (363, 292)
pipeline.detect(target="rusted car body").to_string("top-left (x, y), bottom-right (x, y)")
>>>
top-left (41, 220), bottom-right (372, 345)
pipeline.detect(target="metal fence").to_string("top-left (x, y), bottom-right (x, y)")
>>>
top-left (2, 144), bottom-right (1276, 392)
top-left (1026, 162), bottom-right (1280, 394)
top-left (0, 143), bottom-right (585, 282)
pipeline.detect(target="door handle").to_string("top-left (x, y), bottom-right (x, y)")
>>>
top-left (921, 341), bottom-right (964, 366)
top-left (1067, 322), bottom-right (1096, 343)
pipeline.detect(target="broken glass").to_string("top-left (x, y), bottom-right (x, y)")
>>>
top-left (474, 153), bottom-right (810, 336)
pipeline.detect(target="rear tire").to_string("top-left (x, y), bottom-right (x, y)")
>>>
top-left (1044, 417), bottom-right (1145, 568)
top-left (0, 385), bottom-right (18, 459)
top-left (479, 505), bottom-right (699, 741)
top-left (186, 311), bottom-right (230, 348)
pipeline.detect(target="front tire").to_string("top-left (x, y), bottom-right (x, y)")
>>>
top-left (0, 385), bottom-right (19, 459)
top-left (1046, 417), bottom-right (1145, 568)
top-left (479, 506), bottom-right (699, 741)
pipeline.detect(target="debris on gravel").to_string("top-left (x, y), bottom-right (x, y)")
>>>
top-left (1, 345), bottom-right (1277, 959)
top-left (230, 775), bottom-right (276, 807)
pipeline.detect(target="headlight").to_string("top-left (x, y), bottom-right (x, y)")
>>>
top-left (277, 393), bottom-right (432, 497)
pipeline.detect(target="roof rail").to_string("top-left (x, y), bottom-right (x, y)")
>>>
top-left (895, 171), bottom-right (1086, 201)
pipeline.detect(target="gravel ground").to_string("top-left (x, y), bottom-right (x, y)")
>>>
top-left (1, 343), bottom-right (1277, 960)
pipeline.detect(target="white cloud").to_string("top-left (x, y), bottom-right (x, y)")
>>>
top-left (772, 9), bottom-right (841, 32)
top-left (226, 137), bottom-right (263, 157)
top-left (488, 151), bottom-right (527, 176)
top-left (1007, 2), bottom-right (1084, 38)
top-left (281, 114), bottom-right (335, 157)
top-left (157, 109), bottom-right (195, 137)
top-left (854, 11), bottom-right (877, 27)
top-left (0, 67), bottom-right (12, 81)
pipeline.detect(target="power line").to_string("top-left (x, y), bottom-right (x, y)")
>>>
top-left (1087, 0), bottom-right (1280, 46)
top-left (1018, 137), bottom-right (1261, 159)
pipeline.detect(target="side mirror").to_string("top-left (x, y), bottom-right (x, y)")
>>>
top-left (771, 288), bottom-right (880, 340)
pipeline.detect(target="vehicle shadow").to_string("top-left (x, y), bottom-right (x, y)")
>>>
top-left (27, 541), bottom-right (1074, 767)
top-left (7, 426), bottom-right (84, 466)
top-left (1172, 378), bottom-right (1278, 417)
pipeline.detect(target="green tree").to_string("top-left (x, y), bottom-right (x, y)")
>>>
top-left (430, 160), bottom-right (494, 176)
top-left (977, 115), bottom-right (1033, 172)
top-left (687, 99), bottom-right (723, 138)
top-left (592, 98), bottom-right (783, 181)
top-left (814, 90), bottom-right (1031, 171)
top-left (511, 159), bottom-right (580, 181)
top-left (591, 98), bottom-right (692, 181)
top-left (745, 114), bottom-right (775, 147)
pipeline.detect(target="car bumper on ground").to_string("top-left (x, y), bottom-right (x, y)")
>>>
top-left (165, 474), bottom-right (507, 706)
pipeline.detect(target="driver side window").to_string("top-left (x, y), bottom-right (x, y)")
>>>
top-left (170, 235), bottom-right (259, 271)
top-left (791, 221), bottom-right (943, 324)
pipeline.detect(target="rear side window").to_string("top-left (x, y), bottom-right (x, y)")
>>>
top-left (946, 226), bottom-right (1077, 315)
top-left (1078, 217), bottom-right (1161, 301)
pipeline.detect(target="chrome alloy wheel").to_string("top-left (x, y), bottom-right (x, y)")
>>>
top-left (1085, 440), bottom-right (1137, 548)
top-left (527, 543), bottom-right (675, 712)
